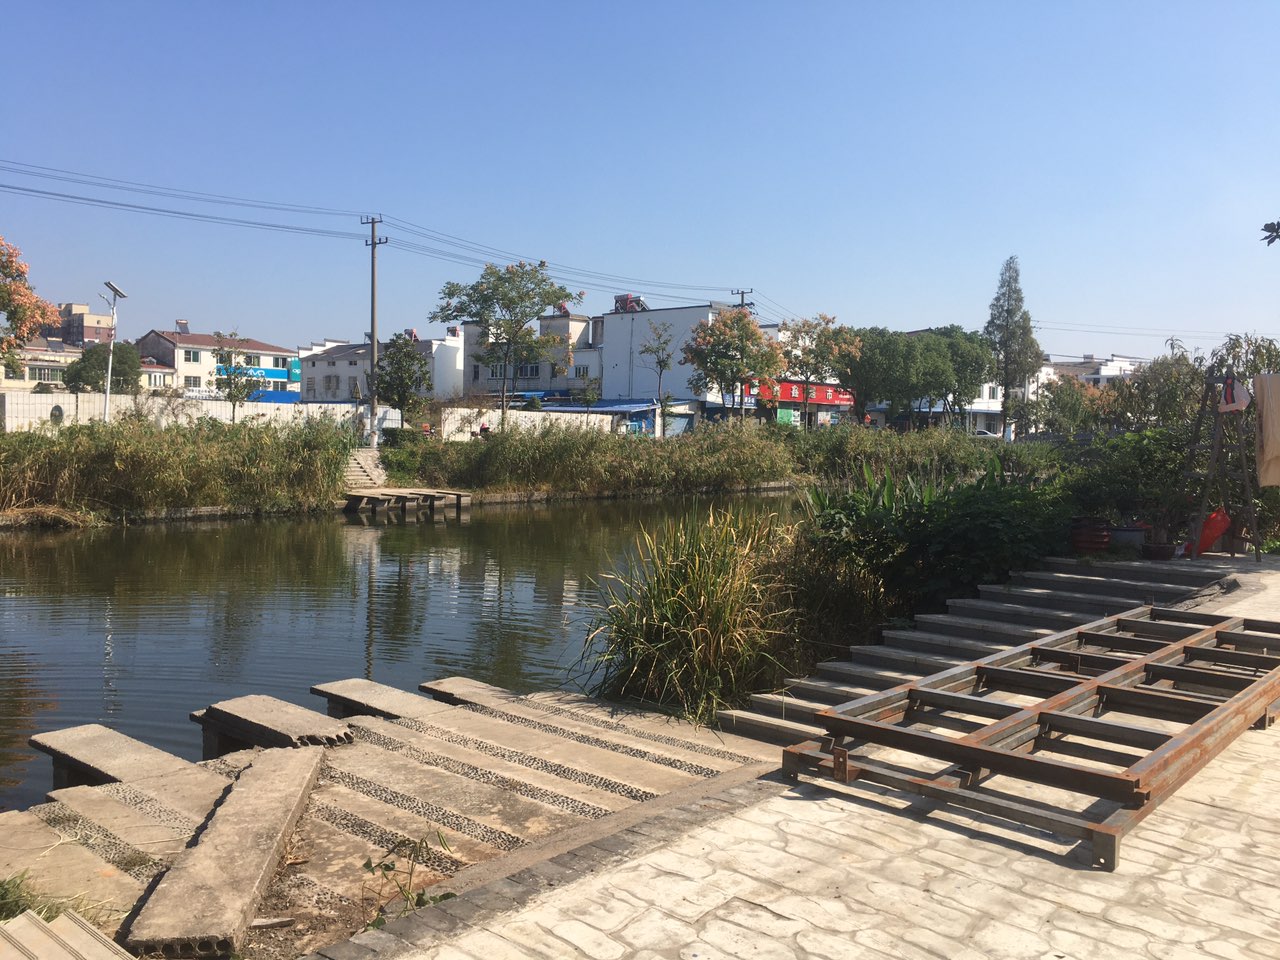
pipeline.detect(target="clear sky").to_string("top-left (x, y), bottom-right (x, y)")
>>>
top-left (4, 2), bottom-right (1278, 361)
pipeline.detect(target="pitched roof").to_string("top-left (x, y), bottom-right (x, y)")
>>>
top-left (149, 331), bottom-right (293, 354)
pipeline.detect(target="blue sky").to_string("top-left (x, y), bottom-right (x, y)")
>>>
top-left (4, 2), bottom-right (1278, 361)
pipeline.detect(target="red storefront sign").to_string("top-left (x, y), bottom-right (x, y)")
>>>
top-left (749, 381), bottom-right (854, 406)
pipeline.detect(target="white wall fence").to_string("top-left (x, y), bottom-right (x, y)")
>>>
top-left (440, 406), bottom-right (621, 441)
top-left (0, 391), bottom-right (402, 434)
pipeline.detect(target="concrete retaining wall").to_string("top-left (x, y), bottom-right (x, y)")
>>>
top-left (0, 391), bottom-right (402, 433)
top-left (440, 406), bottom-right (621, 441)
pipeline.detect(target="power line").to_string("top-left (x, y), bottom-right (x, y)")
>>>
top-left (0, 183), bottom-right (368, 240)
top-left (1, 158), bottom-right (735, 295)
top-left (0, 158), bottom-right (363, 217)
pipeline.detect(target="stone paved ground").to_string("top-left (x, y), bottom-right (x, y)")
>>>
top-left (319, 561), bottom-right (1280, 960)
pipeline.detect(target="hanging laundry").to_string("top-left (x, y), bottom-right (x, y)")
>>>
top-left (1255, 374), bottom-right (1280, 487)
top-left (1219, 375), bottom-right (1252, 413)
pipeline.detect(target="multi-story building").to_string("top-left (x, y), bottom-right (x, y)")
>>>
top-left (461, 310), bottom-right (599, 401)
top-left (300, 327), bottom-right (464, 405)
top-left (2, 337), bottom-right (81, 391)
top-left (51, 303), bottom-right (115, 346)
top-left (135, 322), bottom-right (298, 396)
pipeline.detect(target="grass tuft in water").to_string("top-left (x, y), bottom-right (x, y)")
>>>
top-left (582, 507), bottom-right (799, 725)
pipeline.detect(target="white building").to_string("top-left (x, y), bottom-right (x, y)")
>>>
top-left (460, 311), bottom-right (599, 400)
top-left (135, 322), bottom-right (299, 395)
top-left (597, 298), bottom-right (733, 401)
top-left (300, 327), bottom-right (464, 405)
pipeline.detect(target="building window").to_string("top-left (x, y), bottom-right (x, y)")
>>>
top-left (4, 365), bottom-right (22, 380)
top-left (243, 354), bottom-right (260, 367)
top-left (327, 360), bottom-right (337, 367)
top-left (987, 385), bottom-right (999, 400)
top-left (183, 349), bottom-right (200, 363)
top-left (985, 417), bottom-right (997, 433)
top-left (472, 364), bottom-right (480, 382)
top-left (488, 364), bottom-right (506, 380)
top-left (305, 377), bottom-right (315, 397)
top-left (147, 373), bottom-right (168, 388)
top-left (323, 374), bottom-right (339, 391)
top-left (31, 367), bottom-right (64, 383)
top-left (273, 357), bottom-right (290, 369)
top-left (516, 364), bottom-right (540, 379)
top-left (184, 376), bottom-right (202, 388)
top-left (349, 360), bottom-right (359, 366)
top-left (573, 365), bottom-right (590, 380)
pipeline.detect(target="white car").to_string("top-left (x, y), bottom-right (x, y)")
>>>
top-left (971, 429), bottom-right (1002, 438)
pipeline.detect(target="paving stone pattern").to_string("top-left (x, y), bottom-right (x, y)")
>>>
top-left (325, 723), bottom-right (1280, 960)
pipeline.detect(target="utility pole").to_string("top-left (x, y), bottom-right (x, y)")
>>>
top-left (362, 215), bottom-right (387, 446)
top-left (731, 288), bottom-right (754, 311)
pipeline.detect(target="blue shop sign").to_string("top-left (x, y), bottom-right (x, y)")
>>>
top-left (216, 365), bottom-right (289, 381)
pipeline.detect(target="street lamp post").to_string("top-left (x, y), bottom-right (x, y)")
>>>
top-left (100, 281), bottom-right (127, 422)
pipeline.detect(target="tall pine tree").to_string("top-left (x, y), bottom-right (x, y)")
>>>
top-left (983, 255), bottom-right (1042, 435)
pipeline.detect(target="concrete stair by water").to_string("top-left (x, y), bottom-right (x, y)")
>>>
top-left (342, 449), bottom-right (386, 489)
top-left (0, 911), bottom-right (133, 960)
top-left (715, 556), bottom-right (1234, 745)
top-left (7, 679), bottom-right (777, 958)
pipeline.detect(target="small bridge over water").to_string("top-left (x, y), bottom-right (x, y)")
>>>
top-left (342, 487), bottom-right (471, 517)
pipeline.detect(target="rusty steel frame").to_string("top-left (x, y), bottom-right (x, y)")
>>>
top-left (782, 606), bottom-right (1280, 869)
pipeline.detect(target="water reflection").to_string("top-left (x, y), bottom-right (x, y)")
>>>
top-left (0, 495), bottom-right (789, 811)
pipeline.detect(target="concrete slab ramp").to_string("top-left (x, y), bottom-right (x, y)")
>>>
top-left (0, 910), bottom-right (133, 960)
top-left (124, 747), bottom-right (323, 958)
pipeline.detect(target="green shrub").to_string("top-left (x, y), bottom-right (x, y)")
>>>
top-left (804, 464), bottom-right (1071, 614)
top-left (582, 508), bottom-right (800, 724)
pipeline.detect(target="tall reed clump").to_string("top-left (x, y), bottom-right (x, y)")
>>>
top-left (0, 416), bottom-right (355, 518)
top-left (582, 508), bottom-right (802, 724)
top-left (382, 421), bottom-right (794, 497)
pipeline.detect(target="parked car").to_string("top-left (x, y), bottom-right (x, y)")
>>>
top-left (972, 429), bottom-right (1001, 438)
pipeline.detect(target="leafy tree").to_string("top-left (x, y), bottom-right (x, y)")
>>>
top-left (831, 327), bottom-right (919, 422)
top-left (1263, 221), bottom-right (1280, 246)
top-left (638, 319), bottom-right (674, 435)
top-left (779, 314), bottom-right (838, 429)
top-left (983, 255), bottom-right (1042, 435)
top-left (681, 308), bottom-right (784, 419)
top-left (431, 261), bottom-right (582, 426)
top-left (1032, 375), bottom-right (1101, 435)
top-left (373, 333), bottom-right (433, 424)
top-left (210, 331), bottom-right (259, 423)
top-left (0, 235), bottom-right (59, 357)
top-left (932, 325), bottom-right (996, 424)
top-left (63, 342), bottom-right (142, 395)
top-left (903, 332), bottom-right (956, 428)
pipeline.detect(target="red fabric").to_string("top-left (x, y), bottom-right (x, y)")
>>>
top-left (1198, 508), bottom-right (1231, 554)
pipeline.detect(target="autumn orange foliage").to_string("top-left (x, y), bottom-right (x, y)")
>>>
top-left (0, 236), bottom-right (59, 354)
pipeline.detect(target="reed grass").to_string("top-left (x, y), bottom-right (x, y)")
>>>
top-left (582, 507), bottom-right (802, 724)
top-left (0, 417), bottom-right (355, 518)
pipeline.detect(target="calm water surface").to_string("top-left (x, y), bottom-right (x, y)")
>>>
top-left (0, 496), bottom-right (786, 812)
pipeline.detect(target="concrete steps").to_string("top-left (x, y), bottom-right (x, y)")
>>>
top-left (976, 583), bottom-right (1154, 616)
top-left (6, 680), bottom-right (775, 958)
top-left (343, 449), bottom-right (386, 488)
top-left (1009, 569), bottom-right (1190, 601)
top-left (0, 911), bottom-right (132, 960)
top-left (713, 557), bottom-right (1233, 748)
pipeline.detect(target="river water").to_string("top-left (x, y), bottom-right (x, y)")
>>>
top-left (0, 496), bottom-right (787, 812)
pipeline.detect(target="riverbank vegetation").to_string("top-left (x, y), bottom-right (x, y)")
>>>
top-left (582, 419), bottom-right (1280, 723)
top-left (380, 419), bottom-right (1040, 496)
top-left (0, 418), bottom-right (354, 523)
